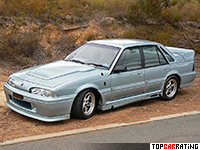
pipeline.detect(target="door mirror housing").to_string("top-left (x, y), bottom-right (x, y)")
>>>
top-left (113, 66), bottom-right (127, 73)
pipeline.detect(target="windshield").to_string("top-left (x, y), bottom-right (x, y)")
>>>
top-left (65, 43), bottom-right (120, 69)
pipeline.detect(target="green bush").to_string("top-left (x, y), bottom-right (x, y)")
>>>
top-left (126, 0), bottom-right (171, 24)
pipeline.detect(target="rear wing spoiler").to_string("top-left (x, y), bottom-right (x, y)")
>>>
top-left (166, 47), bottom-right (195, 61)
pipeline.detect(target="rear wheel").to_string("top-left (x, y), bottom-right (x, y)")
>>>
top-left (162, 76), bottom-right (179, 101)
top-left (71, 89), bottom-right (96, 119)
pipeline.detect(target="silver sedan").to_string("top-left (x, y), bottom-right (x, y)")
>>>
top-left (4, 39), bottom-right (196, 122)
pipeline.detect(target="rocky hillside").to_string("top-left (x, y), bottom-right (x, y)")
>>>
top-left (0, 0), bottom-right (199, 75)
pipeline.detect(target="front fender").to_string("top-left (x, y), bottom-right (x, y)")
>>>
top-left (75, 83), bottom-right (100, 95)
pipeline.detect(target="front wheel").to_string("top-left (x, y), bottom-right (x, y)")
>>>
top-left (162, 76), bottom-right (179, 101)
top-left (71, 89), bottom-right (96, 119)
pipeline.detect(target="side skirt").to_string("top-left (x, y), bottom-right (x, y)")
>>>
top-left (98, 90), bottom-right (162, 111)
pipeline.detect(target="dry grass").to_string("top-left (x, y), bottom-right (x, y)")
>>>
top-left (0, 30), bottom-right (40, 65)
top-left (0, 0), bottom-right (199, 71)
top-left (0, 0), bottom-right (63, 19)
top-left (0, 0), bottom-right (130, 21)
top-left (0, 0), bottom-right (199, 23)
top-left (122, 25), bottom-right (175, 46)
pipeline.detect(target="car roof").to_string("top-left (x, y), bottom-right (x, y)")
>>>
top-left (88, 39), bottom-right (160, 49)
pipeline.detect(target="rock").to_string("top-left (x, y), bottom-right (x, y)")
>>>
top-left (146, 18), bottom-right (157, 25)
top-left (64, 15), bottom-right (73, 23)
top-left (33, 19), bottom-right (46, 28)
top-left (0, 91), bottom-right (6, 106)
top-left (65, 15), bottom-right (72, 20)
top-left (89, 20), bottom-right (97, 28)
top-left (33, 124), bottom-right (40, 127)
top-left (185, 21), bottom-right (200, 29)
top-left (100, 17), bottom-right (116, 25)
top-left (0, 18), bottom-right (6, 26)
top-left (181, 21), bottom-right (200, 29)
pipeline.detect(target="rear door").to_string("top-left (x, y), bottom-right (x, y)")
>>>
top-left (110, 47), bottom-right (145, 100)
top-left (142, 46), bottom-right (169, 92)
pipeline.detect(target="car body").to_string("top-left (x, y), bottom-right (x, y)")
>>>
top-left (4, 39), bottom-right (196, 122)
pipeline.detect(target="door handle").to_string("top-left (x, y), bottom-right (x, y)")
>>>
top-left (164, 67), bottom-right (169, 71)
top-left (137, 72), bottom-right (143, 76)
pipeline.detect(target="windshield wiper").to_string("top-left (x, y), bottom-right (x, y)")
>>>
top-left (70, 59), bottom-right (85, 64)
top-left (86, 63), bottom-right (108, 69)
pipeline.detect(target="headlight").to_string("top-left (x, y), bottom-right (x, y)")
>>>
top-left (30, 88), bottom-right (58, 97)
top-left (8, 78), bottom-right (15, 87)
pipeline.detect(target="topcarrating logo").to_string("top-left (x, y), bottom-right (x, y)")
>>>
top-left (150, 143), bottom-right (199, 150)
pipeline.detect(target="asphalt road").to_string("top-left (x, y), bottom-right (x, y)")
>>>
top-left (1, 114), bottom-right (200, 150)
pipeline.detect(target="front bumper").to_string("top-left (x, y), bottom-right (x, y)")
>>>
top-left (4, 83), bottom-right (75, 122)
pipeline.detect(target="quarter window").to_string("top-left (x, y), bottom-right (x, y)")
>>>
top-left (161, 47), bottom-right (175, 62)
top-left (157, 50), bottom-right (167, 65)
top-left (116, 47), bottom-right (141, 71)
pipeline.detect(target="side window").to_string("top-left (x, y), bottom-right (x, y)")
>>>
top-left (162, 48), bottom-right (174, 62)
top-left (143, 46), bottom-right (159, 67)
top-left (116, 47), bottom-right (141, 71)
top-left (143, 46), bottom-right (168, 67)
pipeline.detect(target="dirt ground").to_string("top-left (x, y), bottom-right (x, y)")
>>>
top-left (0, 54), bottom-right (199, 142)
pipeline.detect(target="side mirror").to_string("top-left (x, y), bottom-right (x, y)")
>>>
top-left (113, 66), bottom-right (127, 73)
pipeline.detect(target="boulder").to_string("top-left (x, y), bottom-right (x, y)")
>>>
top-left (100, 17), bottom-right (116, 25)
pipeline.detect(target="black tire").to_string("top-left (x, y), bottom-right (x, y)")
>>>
top-left (162, 75), bottom-right (179, 101)
top-left (71, 89), bottom-right (96, 119)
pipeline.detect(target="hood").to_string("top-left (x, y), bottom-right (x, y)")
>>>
top-left (27, 60), bottom-right (95, 80)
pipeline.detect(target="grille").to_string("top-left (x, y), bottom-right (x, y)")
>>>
top-left (9, 94), bottom-right (32, 110)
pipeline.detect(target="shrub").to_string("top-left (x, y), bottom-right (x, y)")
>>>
top-left (172, 12), bottom-right (181, 22)
top-left (0, 0), bottom-right (64, 20)
top-left (122, 30), bottom-right (137, 39)
top-left (85, 33), bottom-right (97, 41)
top-left (126, 0), bottom-right (171, 24)
top-left (0, 30), bottom-right (40, 65)
top-left (121, 24), bottom-right (176, 46)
